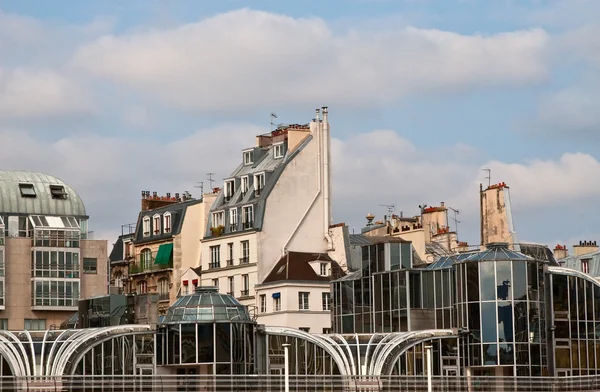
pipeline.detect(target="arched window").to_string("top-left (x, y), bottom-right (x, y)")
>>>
top-left (114, 271), bottom-right (123, 288)
top-left (138, 280), bottom-right (147, 294)
top-left (140, 248), bottom-right (152, 271)
top-left (158, 278), bottom-right (170, 301)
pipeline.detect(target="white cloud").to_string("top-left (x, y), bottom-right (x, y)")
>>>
top-left (123, 106), bottom-right (153, 129)
top-left (71, 9), bottom-right (549, 112)
top-left (0, 68), bottom-right (94, 119)
top-left (536, 86), bottom-right (600, 133)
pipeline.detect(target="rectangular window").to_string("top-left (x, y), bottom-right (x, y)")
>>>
top-left (242, 206), bottom-right (254, 229)
top-left (299, 327), bottom-right (310, 332)
top-left (19, 183), bottom-right (36, 197)
top-left (164, 214), bottom-right (171, 233)
top-left (274, 297), bottom-right (281, 311)
top-left (229, 208), bottom-right (238, 231)
top-left (212, 278), bottom-right (219, 288)
top-left (240, 241), bottom-right (250, 264)
top-left (138, 281), bottom-right (148, 293)
top-left (212, 211), bottom-right (224, 228)
top-left (83, 258), bottom-right (97, 274)
top-left (32, 250), bottom-right (80, 278)
top-left (322, 292), bottom-right (330, 311)
top-left (322, 328), bottom-right (332, 334)
top-left (228, 276), bottom-right (234, 296)
top-left (32, 280), bottom-right (80, 307)
top-left (254, 173), bottom-right (265, 196)
top-left (227, 243), bottom-right (234, 266)
top-left (153, 215), bottom-right (161, 234)
top-left (274, 143), bottom-right (285, 159)
top-left (241, 176), bottom-right (249, 195)
top-left (320, 263), bottom-right (328, 276)
top-left (49, 185), bottom-right (67, 199)
top-left (24, 319), bottom-right (46, 331)
top-left (224, 180), bottom-right (235, 200)
top-left (143, 218), bottom-right (150, 237)
top-left (260, 294), bottom-right (266, 313)
top-left (299, 292), bottom-right (310, 310)
top-left (210, 246), bottom-right (220, 268)
top-left (582, 259), bottom-right (590, 274)
top-left (243, 151), bottom-right (253, 165)
top-left (241, 274), bottom-right (249, 296)
top-left (0, 319), bottom-right (7, 330)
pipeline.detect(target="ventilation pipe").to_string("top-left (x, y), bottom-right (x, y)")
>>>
top-left (322, 107), bottom-right (334, 250)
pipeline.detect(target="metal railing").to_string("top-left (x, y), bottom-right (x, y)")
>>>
top-left (129, 259), bottom-right (173, 274)
top-left (1, 375), bottom-right (600, 392)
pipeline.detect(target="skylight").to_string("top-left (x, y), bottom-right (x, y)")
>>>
top-left (29, 215), bottom-right (80, 229)
top-left (49, 185), bottom-right (67, 199)
top-left (19, 183), bottom-right (36, 198)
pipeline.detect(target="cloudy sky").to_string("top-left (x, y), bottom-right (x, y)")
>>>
top-left (1, 0), bottom-right (599, 250)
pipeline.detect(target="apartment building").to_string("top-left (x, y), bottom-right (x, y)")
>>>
top-left (196, 107), bottom-right (336, 331)
top-left (0, 170), bottom-right (107, 330)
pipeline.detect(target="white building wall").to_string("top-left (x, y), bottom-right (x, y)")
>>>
top-left (255, 283), bottom-right (331, 333)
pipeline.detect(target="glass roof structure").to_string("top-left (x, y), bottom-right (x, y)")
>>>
top-left (162, 286), bottom-right (251, 324)
top-left (426, 243), bottom-right (535, 270)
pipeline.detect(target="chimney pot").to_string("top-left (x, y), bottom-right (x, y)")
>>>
top-left (167, 192), bottom-right (171, 198)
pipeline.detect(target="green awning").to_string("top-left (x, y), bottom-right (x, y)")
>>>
top-left (154, 243), bottom-right (173, 266)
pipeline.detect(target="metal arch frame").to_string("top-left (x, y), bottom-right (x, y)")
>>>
top-left (64, 328), bottom-right (153, 376)
top-left (317, 334), bottom-right (353, 375)
top-left (49, 329), bottom-right (95, 376)
top-left (0, 331), bottom-right (35, 376)
top-left (0, 333), bottom-right (28, 377)
top-left (331, 334), bottom-right (356, 375)
top-left (264, 327), bottom-right (351, 376)
top-left (52, 325), bottom-right (152, 376)
top-left (44, 330), bottom-right (81, 376)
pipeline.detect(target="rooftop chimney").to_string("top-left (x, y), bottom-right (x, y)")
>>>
top-left (573, 240), bottom-right (599, 257)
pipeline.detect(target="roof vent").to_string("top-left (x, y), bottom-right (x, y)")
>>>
top-left (19, 183), bottom-right (36, 198)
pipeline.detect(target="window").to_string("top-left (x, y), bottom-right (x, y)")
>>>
top-left (24, 319), bottom-right (46, 331)
top-left (113, 272), bottom-right (123, 288)
top-left (224, 180), bottom-right (235, 201)
top-left (274, 296), bottom-right (281, 311)
top-left (143, 217), bottom-right (150, 237)
top-left (274, 143), bottom-right (285, 158)
top-left (229, 208), bottom-right (238, 232)
top-left (158, 278), bottom-right (169, 301)
top-left (322, 292), bottom-right (330, 311)
top-left (299, 292), bottom-right (310, 310)
top-left (254, 173), bottom-right (265, 196)
top-left (582, 259), bottom-right (590, 274)
top-left (182, 283), bottom-right (189, 295)
top-left (83, 258), bottom-right (97, 274)
top-left (0, 319), bottom-right (7, 330)
top-left (322, 328), bottom-right (332, 334)
top-left (0, 281), bottom-right (3, 306)
top-left (138, 280), bottom-right (148, 294)
top-left (212, 278), bottom-right (219, 289)
top-left (210, 245), bottom-right (221, 268)
top-left (225, 242), bottom-right (234, 266)
top-left (240, 241), bottom-right (250, 264)
top-left (320, 263), bottom-right (328, 276)
top-left (19, 183), bottom-right (36, 197)
top-left (140, 248), bottom-right (152, 271)
top-left (33, 229), bottom-right (80, 248)
top-left (212, 211), bottom-right (224, 228)
top-left (243, 150), bottom-right (253, 165)
top-left (242, 205), bottom-right (254, 229)
top-left (241, 176), bottom-right (249, 195)
top-left (32, 250), bottom-right (80, 278)
top-left (153, 214), bottom-right (161, 234)
top-left (32, 280), bottom-right (79, 307)
top-left (49, 185), bottom-right (67, 199)
top-left (228, 276), bottom-right (234, 296)
top-left (299, 327), bottom-right (310, 333)
top-left (260, 294), bottom-right (266, 313)
top-left (241, 274), bottom-right (249, 296)
top-left (163, 213), bottom-right (172, 233)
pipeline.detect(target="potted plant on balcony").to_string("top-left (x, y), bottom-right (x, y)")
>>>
top-left (210, 225), bottom-right (225, 236)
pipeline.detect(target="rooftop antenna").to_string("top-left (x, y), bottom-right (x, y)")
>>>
top-left (270, 112), bottom-right (278, 132)
top-left (379, 204), bottom-right (395, 217)
top-left (447, 206), bottom-right (460, 237)
top-left (482, 167), bottom-right (491, 188)
top-left (418, 204), bottom-right (428, 215)
top-left (194, 181), bottom-right (204, 195)
top-left (206, 173), bottom-right (215, 190)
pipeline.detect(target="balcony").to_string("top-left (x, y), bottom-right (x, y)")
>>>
top-left (243, 221), bottom-right (254, 230)
top-left (32, 294), bottom-right (79, 310)
top-left (129, 259), bottom-right (173, 275)
top-left (209, 262), bottom-right (221, 269)
top-left (239, 257), bottom-right (250, 265)
top-left (226, 259), bottom-right (234, 267)
top-left (240, 289), bottom-right (250, 297)
top-left (159, 292), bottom-right (170, 301)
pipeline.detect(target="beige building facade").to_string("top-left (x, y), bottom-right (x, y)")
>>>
top-left (0, 171), bottom-right (107, 330)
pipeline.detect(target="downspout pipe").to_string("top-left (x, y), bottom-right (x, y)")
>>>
top-left (322, 107), bottom-right (334, 250)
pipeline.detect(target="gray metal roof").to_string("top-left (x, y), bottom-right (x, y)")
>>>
top-left (0, 170), bottom-right (87, 217)
top-left (559, 251), bottom-right (600, 277)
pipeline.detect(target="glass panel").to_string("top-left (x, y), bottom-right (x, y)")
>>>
top-left (480, 262), bottom-right (495, 301)
top-left (496, 261), bottom-right (512, 300)
top-left (498, 301), bottom-right (513, 343)
top-left (483, 344), bottom-right (497, 365)
top-left (481, 302), bottom-right (497, 343)
top-left (466, 263), bottom-right (479, 302)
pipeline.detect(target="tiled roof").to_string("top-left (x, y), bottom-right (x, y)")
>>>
top-left (262, 251), bottom-right (336, 284)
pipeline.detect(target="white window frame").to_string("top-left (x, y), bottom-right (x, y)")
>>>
top-left (229, 208), bottom-right (238, 231)
top-left (212, 211), bottom-right (225, 228)
top-left (254, 172), bottom-right (265, 196)
top-left (582, 259), bottom-right (590, 274)
top-left (142, 217), bottom-right (150, 237)
top-left (320, 263), bottom-right (328, 276)
top-left (241, 240), bottom-right (250, 264)
top-left (299, 292), bottom-right (310, 310)
top-left (242, 205), bottom-right (254, 229)
top-left (153, 214), bottom-right (161, 235)
top-left (241, 176), bottom-right (249, 195)
top-left (273, 142), bottom-right (285, 159)
top-left (228, 276), bottom-right (234, 296)
top-left (224, 179), bottom-right (235, 200)
top-left (227, 242), bottom-right (234, 265)
top-left (138, 281), bottom-right (148, 294)
top-left (243, 149), bottom-right (253, 165)
top-left (210, 245), bottom-right (220, 268)
top-left (260, 294), bottom-right (266, 313)
top-left (322, 292), bottom-right (330, 311)
top-left (274, 296), bottom-right (281, 311)
top-left (163, 212), bottom-right (172, 233)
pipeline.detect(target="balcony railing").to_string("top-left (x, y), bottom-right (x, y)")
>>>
top-left (209, 262), bottom-right (220, 269)
top-left (239, 257), bottom-right (249, 265)
top-left (240, 289), bottom-right (249, 297)
top-left (242, 221), bottom-right (254, 230)
top-left (158, 292), bottom-right (170, 301)
top-left (129, 259), bottom-right (172, 274)
top-left (226, 259), bottom-right (234, 267)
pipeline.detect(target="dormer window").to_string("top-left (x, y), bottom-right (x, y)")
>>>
top-left (49, 185), bottom-right (67, 199)
top-left (243, 150), bottom-right (253, 165)
top-left (163, 213), bottom-right (172, 233)
top-left (212, 211), bottom-right (225, 228)
top-left (320, 263), bottom-right (328, 276)
top-left (241, 176), bottom-right (249, 196)
top-left (153, 214), bottom-right (161, 235)
top-left (242, 205), bottom-right (254, 229)
top-left (19, 183), bottom-right (36, 197)
top-left (254, 173), bottom-right (265, 196)
top-left (229, 208), bottom-right (238, 231)
top-left (224, 180), bottom-right (235, 201)
top-left (274, 142), bottom-right (285, 159)
top-left (143, 217), bottom-right (150, 237)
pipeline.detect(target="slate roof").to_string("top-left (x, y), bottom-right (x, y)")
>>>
top-left (560, 250), bottom-right (600, 276)
top-left (109, 233), bottom-right (134, 263)
top-left (134, 198), bottom-right (202, 244)
top-left (0, 170), bottom-right (87, 217)
top-left (261, 251), bottom-right (337, 284)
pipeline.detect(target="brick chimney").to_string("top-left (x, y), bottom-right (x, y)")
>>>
top-left (573, 241), bottom-right (599, 257)
top-left (141, 190), bottom-right (182, 211)
top-left (553, 244), bottom-right (568, 260)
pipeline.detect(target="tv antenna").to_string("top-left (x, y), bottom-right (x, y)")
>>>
top-left (206, 173), bottom-right (215, 190)
top-left (482, 167), bottom-right (491, 188)
top-left (270, 112), bottom-right (278, 132)
top-left (447, 206), bottom-right (460, 236)
top-left (379, 204), bottom-right (395, 217)
top-left (194, 182), bottom-right (204, 195)
top-left (418, 203), bottom-right (428, 215)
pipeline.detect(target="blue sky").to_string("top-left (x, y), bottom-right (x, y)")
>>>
top-left (1, 0), bottom-right (599, 250)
